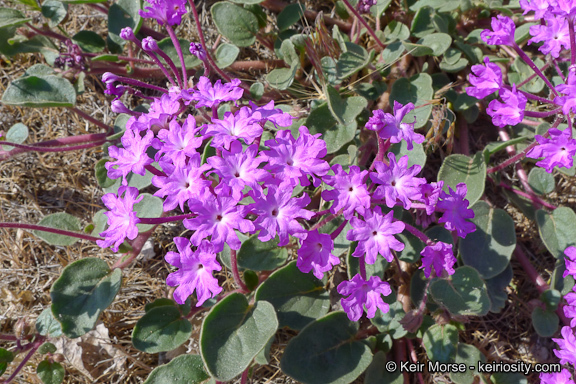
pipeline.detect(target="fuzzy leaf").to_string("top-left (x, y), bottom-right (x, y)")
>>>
top-left (132, 306), bottom-right (192, 353)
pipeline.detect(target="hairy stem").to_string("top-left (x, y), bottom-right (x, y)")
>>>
top-left (0, 223), bottom-right (101, 242)
top-left (230, 249), bottom-right (250, 293)
top-left (138, 213), bottom-right (196, 225)
top-left (68, 107), bottom-right (114, 133)
top-left (166, 25), bottom-right (187, 86)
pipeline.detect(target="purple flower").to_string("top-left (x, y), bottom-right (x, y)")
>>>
top-left (564, 292), bottom-right (576, 328)
top-left (139, 0), bottom-right (187, 26)
top-left (152, 153), bottom-right (211, 212)
top-left (436, 183), bottom-right (476, 238)
top-left (189, 42), bottom-right (206, 61)
top-left (553, 326), bottom-right (576, 365)
top-left (481, 15), bottom-right (516, 46)
top-left (97, 186), bottom-right (143, 252)
top-left (297, 229), bottom-right (339, 279)
top-left (520, 0), bottom-right (552, 19)
top-left (204, 108), bottom-right (263, 150)
top-left (528, 15), bottom-right (569, 58)
top-left (466, 57), bottom-right (502, 99)
top-left (357, 0), bottom-right (377, 13)
top-left (106, 128), bottom-right (154, 185)
top-left (261, 126), bottom-right (330, 187)
top-left (550, 0), bottom-right (576, 17)
top-left (337, 274), bottom-right (392, 321)
top-left (153, 115), bottom-right (203, 163)
top-left (419, 181), bottom-right (444, 215)
top-left (347, 206), bottom-right (405, 264)
top-left (184, 192), bottom-right (255, 252)
top-left (526, 128), bottom-right (576, 173)
top-left (322, 165), bottom-right (371, 220)
top-left (187, 77), bottom-right (243, 109)
top-left (366, 102), bottom-right (425, 150)
top-left (555, 72), bottom-right (576, 115)
top-left (249, 182), bottom-right (314, 246)
top-left (147, 93), bottom-right (181, 130)
top-left (246, 100), bottom-right (294, 127)
top-left (420, 242), bottom-right (456, 278)
top-left (486, 85), bottom-right (526, 127)
top-left (370, 153), bottom-right (426, 209)
top-left (165, 238), bottom-right (222, 306)
top-left (540, 369), bottom-right (575, 384)
top-left (207, 141), bottom-right (267, 201)
top-left (564, 246), bottom-right (576, 278)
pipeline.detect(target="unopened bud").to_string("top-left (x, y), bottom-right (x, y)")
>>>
top-left (102, 72), bottom-right (119, 84)
top-left (52, 354), bottom-right (65, 363)
top-left (111, 99), bottom-right (131, 114)
top-left (120, 27), bottom-right (135, 41)
top-left (14, 318), bottom-right (30, 338)
top-left (141, 36), bottom-right (159, 52)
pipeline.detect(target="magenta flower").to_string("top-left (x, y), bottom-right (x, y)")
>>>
top-left (481, 15), bottom-right (516, 46)
top-left (466, 57), bottom-right (502, 99)
top-left (147, 93), bottom-right (181, 130)
top-left (550, 0), bottom-right (576, 17)
top-left (261, 126), bottom-right (330, 187)
top-left (526, 128), bottom-right (576, 173)
top-left (564, 292), bottom-right (576, 328)
top-left (184, 192), bottom-right (255, 252)
top-left (297, 229), bottom-right (339, 279)
top-left (528, 15), bottom-right (569, 58)
top-left (97, 186), bottom-right (143, 252)
top-left (540, 369), bottom-right (575, 384)
top-left (322, 165), bottom-right (371, 220)
top-left (337, 274), bottom-right (392, 321)
top-left (187, 77), bottom-right (243, 109)
top-left (520, 0), bottom-right (552, 19)
top-left (420, 242), bottom-right (456, 278)
top-left (139, 0), bottom-right (187, 26)
top-left (106, 128), bottom-right (154, 185)
top-left (249, 182), bottom-right (314, 246)
top-left (366, 102), bottom-right (425, 150)
top-left (564, 246), bottom-right (576, 278)
top-left (153, 115), bottom-right (203, 163)
top-left (204, 108), bottom-right (263, 150)
top-left (207, 141), bottom-right (267, 201)
top-left (419, 181), bottom-right (444, 215)
top-left (555, 72), bottom-right (576, 115)
top-left (436, 183), bottom-right (476, 238)
top-left (370, 153), bottom-right (426, 209)
top-left (347, 207), bottom-right (405, 264)
top-left (189, 42), bottom-right (206, 61)
top-left (553, 326), bottom-right (576, 366)
top-left (152, 153), bottom-right (212, 212)
top-left (246, 100), bottom-right (294, 127)
top-left (486, 85), bottom-right (526, 127)
top-left (165, 238), bottom-right (222, 306)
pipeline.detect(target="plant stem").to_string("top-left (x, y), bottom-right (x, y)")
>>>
top-left (3, 336), bottom-right (45, 384)
top-left (403, 223), bottom-right (432, 245)
top-left (310, 213), bottom-right (338, 231)
top-left (0, 223), bottom-right (101, 242)
top-left (359, 255), bottom-right (367, 280)
top-left (144, 164), bottom-right (166, 177)
top-left (0, 140), bottom-right (103, 153)
top-left (138, 213), bottom-right (196, 224)
top-left (498, 183), bottom-right (556, 210)
top-left (340, 0), bottom-right (385, 50)
top-left (68, 107), bottom-right (114, 133)
top-left (512, 43), bottom-right (558, 97)
top-left (230, 249), bottom-right (249, 293)
top-left (166, 25), bottom-right (188, 86)
top-left (112, 75), bottom-right (168, 93)
top-left (330, 219), bottom-right (348, 240)
top-left (569, 15), bottom-right (576, 65)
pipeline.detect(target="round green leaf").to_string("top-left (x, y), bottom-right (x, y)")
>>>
top-left (450, 343), bottom-right (486, 384)
top-left (237, 234), bottom-right (288, 271)
top-left (491, 372), bottom-right (528, 384)
top-left (418, 33), bottom-right (452, 56)
top-left (281, 312), bottom-right (373, 384)
top-left (108, 0), bottom-right (142, 46)
top-left (143, 354), bottom-right (209, 384)
top-left (266, 65), bottom-right (298, 90)
top-left (200, 293), bottom-right (278, 381)
top-left (336, 42), bottom-right (369, 79)
top-left (389, 73), bottom-right (433, 129)
top-left (34, 212), bottom-right (82, 246)
top-left (133, 193), bottom-right (163, 232)
top-left (249, 82), bottom-right (264, 100)
top-left (95, 159), bottom-right (116, 188)
top-left (72, 31), bottom-right (106, 53)
top-left (211, 2), bottom-right (259, 47)
top-left (347, 242), bottom-right (390, 279)
top-left (528, 167), bottom-right (555, 195)
top-left (102, 164), bottom-right (158, 195)
top-left (228, 0), bottom-right (264, 3)
top-left (384, 21), bottom-right (409, 42)
top-left (1, 75), bottom-right (76, 108)
top-left (370, 291), bottom-right (407, 339)
top-left (410, 6), bottom-right (435, 38)
top-left (277, 3), bottom-right (305, 31)
top-left (41, 0), bottom-right (67, 27)
top-left (484, 263), bottom-right (513, 313)
top-left (0, 7), bottom-right (31, 28)
top-left (36, 308), bottom-right (63, 337)
top-left (402, 41), bottom-right (433, 57)
top-left (319, 215), bottom-right (353, 255)
top-left (255, 261), bottom-right (330, 330)
top-left (38, 342), bottom-right (58, 355)
top-left (437, 152), bottom-right (487, 206)
top-left (380, 41), bottom-right (405, 64)
top-left (429, 266), bottom-right (491, 316)
top-left (157, 37), bottom-right (201, 68)
top-left (389, 140), bottom-right (426, 169)
top-left (2, 122), bottom-right (28, 151)
top-left (422, 324), bottom-right (458, 363)
top-left (458, 202), bottom-right (516, 279)
top-left (0, 348), bottom-right (13, 376)
top-left (364, 350), bottom-right (403, 384)
top-left (536, 207), bottom-right (576, 259)
top-left (37, 361), bottom-right (65, 384)
top-left (51, 258), bottom-right (122, 338)
top-left (215, 43), bottom-right (240, 68)
top-left (531, 307), bottom-right (559, 337)
top-left (59, 0), bottom-right (106, 3)
top-left (132, 306), bottom-right (192, 353)
top-left (24, 64), bottom-right (56, 77)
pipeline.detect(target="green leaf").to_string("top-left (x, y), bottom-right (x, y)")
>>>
top-left (95, 159), bottom-right (116, 188)
top-left (384, 21), bottom-right (410, 42)
top-left (371, 0), bottom-right (393, 18)
top-left (132, 306), bottom-right (192, 353)
top-left (108, 0), bottom-right (142, 46)
top-left (450, 343), bottom-right (486, 384)
top-left (536, 207), bottom-right (576, 259)
top-left (439, 56), bottom-right (469, 73)
top-left (531, 307), bottom-right (558, 337)
top-left (134, 193), bottom-right (163, 232)
top-left (51, 258), bottom-right (122, 338)
top-left (228, 0), bottom-right (264, 3)
top-left (281, 312), bottom-right (373, 384)
top-left (236, 234), bottom-right (288, 271)
top-left (277, 3), bottom-right (305, 31)
top-left (437, 152), bottom-right (486, 206)
top-left (402, 41), bottom-right (433, 57)
top-left (484, 263), bottom-right (512, 313)
top-left (90, 209), bottom-right (107, 237)
top-left (211, 2), bottom-right (259, 47)
top-left (255, 261), bottom-right (330, 330)
top-left (541, 289), bottom-right (561, 311)
top-left (1, 122), bottom-right (28, 151)
top-left (380, 41), bottom-right (405, 64)
top-left (143, 354), bottom-right (210, 384)
top-left (364, 350), bottom-right (403, 384)
top-left (411, 269), bottom-right (439, 312)
top-left (422, 324), bottom-right (458, 363)
top-left (157, 37), bottom-right (202, 68)
top-left (459, 202), bottom-right (516, 279)
top-left (410, 6), bottom-right (435, 38)
top-left (37, 361), bottom-right (65, 384)
top-left (0, 7), bottom-right (31, 28)
top-left (249, 82), bottom-right (264, 100)
top-left (319, 215), bottom-right (353, 255)
top-left (36, 308), bottom-right (63, 337)
top-left (389, 73), bottom-right (433, 129)
top-left (528, 167), bottom-right (555, 195)
top-left (34, 212), bottom-right (82, 246)
top-left (336, 42), bottom-right (370, 79)
top-left (59, 0), bottom-right (106, 3)
top-left (389, 141), bottom-right (426, 169)
top-left (72, 31), bottom-right (106, 53)
top-left (429, 266), bottom-right (491, 316)
top-left (491, 372), bottom-right (528, 384)
top-left (2, 75), bottom-right (76, 108)
top-left (347, 242), bottom-right (389, 279)
top-left (41, 1), bottom-right (67, 27)
top-left (91, 54), bottom-right (120, 62)
top-left (370, 291), bottom-right (407, 339)
top-left (215, 43), bottom-right (239, 68)
top-left (266, 65), bottom-right (298, 90)
top-left (38, 342), bottom-right (58, 355)
top-left (201, 293), bottom-right (277, 381)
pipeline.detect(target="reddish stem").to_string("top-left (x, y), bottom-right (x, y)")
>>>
top-left (68, 107), bottom-right (114, 133)
top-left (230, 249), bottom-right (250, 293)
top-left (0, 223), bottom-right (101, 242)
top-left (2, 335), bottom-right (45, 384)
top-left (340, 0), bottom-right (385, 50)
top-left (138, 213), bottom-right (196, 225)
top-left (0, 140), bottom-right (104, 153)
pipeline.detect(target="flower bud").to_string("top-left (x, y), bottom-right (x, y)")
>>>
top-left (102, 72), bottom-right (118, 84)
top-left (52, 354), bottom-right (65, 363)
top-left (111, 99), bottom-right (131, 114)
top-left (141, 37), bottom-right (159, 52)
top-left (120, 27), bottom-right (135, 41)
top-left (13, 318), bottom-right (30, 338)
top-left (189, 42), bottom-right (206, 61)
